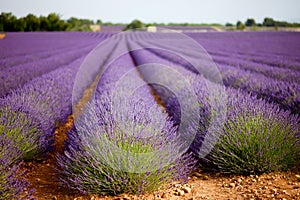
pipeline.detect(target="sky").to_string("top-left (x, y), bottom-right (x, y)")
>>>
top-left (0, 0), bottom-right (300, 24)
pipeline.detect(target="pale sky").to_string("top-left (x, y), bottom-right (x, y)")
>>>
top-left (0, 0), bottom-right (299, 24)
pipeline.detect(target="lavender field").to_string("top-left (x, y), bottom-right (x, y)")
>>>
top-left (0, 31), bottom-right (299, 199)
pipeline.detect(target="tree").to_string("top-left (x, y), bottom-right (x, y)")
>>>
top-left (39, 16), bottom-right (50, 31)
top-left (263, 17), bottom-right (275, 27)
top-left (0, 12), bottom-right (18, 31)
top-left (24, 14), bottom-right (40, 31)
top-left (96, 19), bottom-right (102, 25)
top-left (236, 21), bottom-right (245, 30)
top-left (15, 18), bottom-right (27, 31)
top-left (245, 18), bottom-right (256, 26)
top-left (123, 19), bottom-right (144, 31)
top-left (47, 13), bottom-right (61, 31)
top-left (225, 22), bottom-right (234, 27)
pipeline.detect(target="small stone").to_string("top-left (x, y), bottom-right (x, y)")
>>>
top-left (36, 178), bottom-right (41, 182)
top-left (193, 172), bottom-right (202, 178)
top-left (263, 186), bottom-right (268, 189)
top-left (52, 196), bottom-right (58, 200)
top-left (271, 188), bottom-right (278, 193)
top-left (123, 194), bottom-right (130, 200)
top-left (175, 189), bottom-right (185, 196)
top-left (229, 183), bottom-right (235, 188)
top-left (182, 186), bottom-right (192, 193)
top-left (236, 185), bottom-right (243, 191)
top-left (90, 196), bottom-right (98, 200)
top-left (161, 193), bottom-right (168, 199)
top-left (295, 174), bottom-right (300, 180)
top-left (237, 178), bottom-right (242, 183)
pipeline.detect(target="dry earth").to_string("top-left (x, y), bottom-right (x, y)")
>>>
top-left (0, 33), bottom-right (6, 39)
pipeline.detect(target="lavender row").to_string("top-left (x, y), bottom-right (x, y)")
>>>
top-left (144, 34), bottom-right (300, 84)
top-left (0, 32), bottom-right (112, 70)
top-left (0, 32), bottom-right (110, 59)
top-left (187, 32), bottom-right (300, 71)
top-left (0, 43), bottom-right (90, 70)
top-left (219, 64), bottom-right (300, 113)
top-left (0, 43), bottom-right (97, 97)
top-left (210, 54), bottom-right (300, 84)
top-left (58, 35), bottom-right (195, 195)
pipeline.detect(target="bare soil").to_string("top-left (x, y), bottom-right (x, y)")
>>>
top-left (0, 33), bottom-right (6, 39)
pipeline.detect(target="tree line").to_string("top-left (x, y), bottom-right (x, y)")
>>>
top-left (226, 17), bottom-right (300, 30)
top-left (0, 12), bottom-right (96, 32)
top-left (1, 12), bottom-right (300, 32)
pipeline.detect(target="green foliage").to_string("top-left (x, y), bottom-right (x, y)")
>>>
top-left (245, 18), bottom-right (256, 26)
top-left (207, 114), bottom-right (300, 175)
top-left (0, 12), bottom-right (17, 32)
top-left (225, 23), bottom-right (234, 27)
top-left (24, 14), bottom-right (40, 31)
top-left (0, 12), bottom-right (91, 32)
top-left (262, 17), bottom-right (300, 27)
top-left (0, 108), bottom-right (43, 160)
top-left (96, 19), bottom-right (102, 25)
top-left (263, 17), bottom-right (276, 27)
top-left (236, 21), bottom-right (245, 30)
top-left (123, 19), bottom-right (144, 31)
top-left (66, 17), bottom-right (93, 31)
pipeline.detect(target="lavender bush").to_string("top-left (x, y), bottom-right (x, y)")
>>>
top-left (194, 88), bottom-right (300, 175)
top-left (58, 96), bottom-right (195, 195)
top-left (0, 57), bottom-right (85, 160)
top-left (0, 106), bottom-right (45, 160)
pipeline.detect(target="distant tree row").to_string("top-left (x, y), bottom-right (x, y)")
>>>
top-left (0, 12), bottom-right (95, 32)
top-left (226, 17), bottom-right (300, 30)
top-left (2, 12), bottom-right (300, 32)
